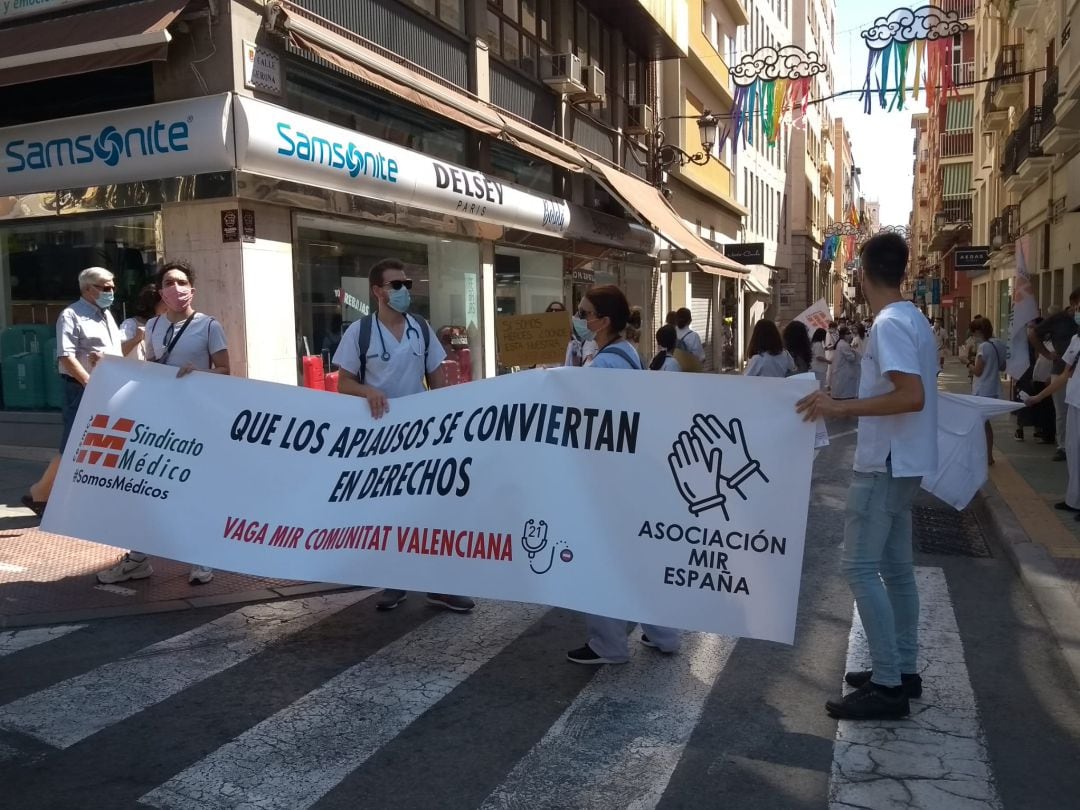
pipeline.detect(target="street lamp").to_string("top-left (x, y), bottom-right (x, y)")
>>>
top-left (653, 111), bottom-right (722, 186)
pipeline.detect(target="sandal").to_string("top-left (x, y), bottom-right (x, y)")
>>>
top-left (20, 495), bottom-right (46, 517)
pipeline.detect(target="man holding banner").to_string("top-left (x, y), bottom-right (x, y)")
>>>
top-left (796, 233), bottom-right (938, 720)
top-left (332, 258), bottom-right (475, 614)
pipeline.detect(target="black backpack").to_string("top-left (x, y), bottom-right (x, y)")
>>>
top-left (354, 313), bottom-right (433, 384)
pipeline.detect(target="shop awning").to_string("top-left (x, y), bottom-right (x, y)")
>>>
top-left (583, 157), bottom-right (747, 278)
top-left (266, 0), bottom-right (585, 173)
top-left (945, 97), bottom-right (974, 132)
top-left (942, 163), bottom-right (972, 199)
top-left (0, 0), bottom-right (190, 88)
top-left (744, 273), bottom-right (771, 295)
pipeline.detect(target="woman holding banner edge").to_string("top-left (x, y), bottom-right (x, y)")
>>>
top-left (565, 285), bottom-right (681, 665)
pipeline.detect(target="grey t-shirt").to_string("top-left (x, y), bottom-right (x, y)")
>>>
top-left (144, 312), bottom-right (227, 370)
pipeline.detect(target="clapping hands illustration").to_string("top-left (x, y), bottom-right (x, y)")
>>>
top-left (668, 415), bottom-right (769, 518)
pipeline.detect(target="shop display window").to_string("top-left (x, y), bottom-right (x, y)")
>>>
top-left (294, 215), bottom-right (482, 383)
top-left (0, 213), bottom-right (159, 411)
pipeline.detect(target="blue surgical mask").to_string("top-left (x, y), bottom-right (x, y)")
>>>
top-left (96, 291), bottom-right (114, 309)
top-left (572, 316), bottom-right (594, 342)
top-left (388, 287), bottom-right (411, 314)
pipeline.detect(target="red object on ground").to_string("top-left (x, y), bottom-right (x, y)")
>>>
top-left (302, 355), bottom-right (325, 390)
top-left (324, 371), bottom-right (339, 393)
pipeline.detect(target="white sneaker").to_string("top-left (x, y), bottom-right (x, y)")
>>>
top-left (97, 554), bottom-right (152, 584)
top-left (189, 566), bottom-right (214, 585)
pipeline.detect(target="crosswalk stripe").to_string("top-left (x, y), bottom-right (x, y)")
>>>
top-left (139, 601), bottom-right (548, 810)
top-left (478, 632), bottom-right (737, 810)
top-left (0, 625), bottom-right (85, 658)
top-left (0, 591), bottom-right (371, 749)
top-left (828, 566), bottom-right (1003, 809)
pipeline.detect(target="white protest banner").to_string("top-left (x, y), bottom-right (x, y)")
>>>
top-left (1007, 236), bottom-right (1038, 380)
top-left (794, 298), bottom-right (832, 333)
top-left (43, 360), bottom-right (818, 644)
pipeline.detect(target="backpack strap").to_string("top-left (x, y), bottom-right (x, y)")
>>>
top-left (597, 344), bottom-right (640, 369)
top-left (356, 313), bottom-right (432, 385)
top-left (356, 315), bottom-right (373, 385)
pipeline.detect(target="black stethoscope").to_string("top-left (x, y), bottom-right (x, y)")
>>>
top-left (374, 315), bottom-right (421, 362)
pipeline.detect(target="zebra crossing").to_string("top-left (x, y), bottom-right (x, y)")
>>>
top-left (0, 568), bottom-right (1006, 808)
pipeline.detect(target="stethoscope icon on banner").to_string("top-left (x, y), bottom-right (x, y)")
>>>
top-left (521, 519), bottom-right (572, 574)
top-left (374, 316), bottom-right (422, 361)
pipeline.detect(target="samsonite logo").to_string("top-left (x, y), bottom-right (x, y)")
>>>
top-left (4, 118), bottom-right (190, 174)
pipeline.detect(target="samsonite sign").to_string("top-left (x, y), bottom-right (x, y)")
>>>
top-left (0, 0), bottom-right (96, 23)
top-left (0, 94), bottom-right (235, 196)
top-left (233, 95), bottom-right (571, 238)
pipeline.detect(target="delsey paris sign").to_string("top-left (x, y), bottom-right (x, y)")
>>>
top-left (233, 96), bottom-right (572, 237)
top-left (0, 94), bottom-right (235, 196)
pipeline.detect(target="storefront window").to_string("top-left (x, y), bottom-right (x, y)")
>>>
top-left (494, 246), bottom-right (563, 317)
top-left (294, 215), bottom-right (482, 383)
top-left (0, 212), bottom-right (159, 410)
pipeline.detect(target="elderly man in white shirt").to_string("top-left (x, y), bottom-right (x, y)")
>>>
top-left (23, 267), bottom-right (123, 516)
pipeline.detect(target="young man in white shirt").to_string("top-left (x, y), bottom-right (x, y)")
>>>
top-left (333, 258), bottom-right (475, 614)
top-left (932, 317), bottom-right (946, 372)
top-left (796, 232), bottom-right (938, 720)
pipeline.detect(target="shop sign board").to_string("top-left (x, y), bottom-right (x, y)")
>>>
top-left (234, 96), bottom-right (573, 240)
top-left (44, 359), bottom-right (820, 644)
top-left (221, 209), bottom-right (240, 243)
top-left (0, 0), bottom-right (97, 22)
top-left (242, 41), bottom-right (282, 96)
top-left (495, 311), bottom-right (570, 367)
top-left (723, 242), bottom-right (765, 265)
top-left (955, 246), bottom-right (989, 269)
top-left (241, 208), bottom-right (256, 242)
top-left (0, 94), bottom-right (235, 197)
top-left (779, 283), bottom-right (796, 296)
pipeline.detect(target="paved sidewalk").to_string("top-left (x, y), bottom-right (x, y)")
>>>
top-left (0, 448), bottom-right (347, 628)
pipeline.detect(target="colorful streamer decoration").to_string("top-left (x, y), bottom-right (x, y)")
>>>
top-left (730, 45), bottom-right (827, 149)
top-left (860, 6), bottom-right (969, 113)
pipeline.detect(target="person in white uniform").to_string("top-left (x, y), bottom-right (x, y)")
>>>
top-left (566, 285), bottom-right (680, 665)
top-left (333, 258), bottom-right (475, 614)
top-left (971, 318), bottom-right (1006, 465)
top-left (98, 261), bottom-right (230, 586)
top-left (830, 327), bottom-right (860, 400)
top-left (649, 324), bottom-right (682, 371)
top-left (1023, 334), bottom-right (1080, 518)
top-left (674, 307), bottom-right (706, 363)
top-left (743, 319), bottom-right (794, 377)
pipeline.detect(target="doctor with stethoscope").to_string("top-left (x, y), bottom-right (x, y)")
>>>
top-left (332, 257), bottom-right (476, 615)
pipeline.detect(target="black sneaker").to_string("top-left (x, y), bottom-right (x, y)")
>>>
top-left (426, 593), bottom-right (475, 612)
top-left (1054, 502), bottom-right (1079, 512)
top-left (1014, 428), bottom-right (1024, 441)
top-left (844, 670), bottom-right (923, 698)
top-left (375, 589), bottom-right (408, 611)
top-left (1054, 448), bottom-right (1067, 462)
top-left (566, 644), bottom-right (623, 665)
top-left (640, 635), bottom-right (674, 654)
top-left (826, 684), bottom-right (910, 720)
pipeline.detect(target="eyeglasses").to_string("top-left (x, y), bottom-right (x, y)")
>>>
top-left (576, 309), bottom-right (595, 320)
top-left (382, 279), bottom-right (413, 291)
top-left (93, 283), bottom-right (116, 291)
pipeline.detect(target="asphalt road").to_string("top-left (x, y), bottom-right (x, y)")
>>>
top-left (0, 420), bottom-right (1077, 810)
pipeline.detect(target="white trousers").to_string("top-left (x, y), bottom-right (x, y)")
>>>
top-left (1067, 406), bottom-right (1080, 509)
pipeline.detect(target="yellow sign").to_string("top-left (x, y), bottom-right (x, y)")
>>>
top-left (496, 311), bottom-right (571, 367)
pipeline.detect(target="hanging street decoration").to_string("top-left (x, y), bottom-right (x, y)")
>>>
top-left (860, 5), bottom-right (969, 113)
top-left (730, 45), bottom-right (828, 149)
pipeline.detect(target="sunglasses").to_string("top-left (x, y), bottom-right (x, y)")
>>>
top-left (576, 310), bottom-right (595, 320)
top-left (383, 279), bottom-right (413, 291)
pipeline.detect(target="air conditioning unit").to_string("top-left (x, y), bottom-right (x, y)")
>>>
top-left (575, 65), bottom-right (606, 102)
top-left (626, 104), bottom-right (653, 135)
top-left (542, 53), bottom-right (585, 94)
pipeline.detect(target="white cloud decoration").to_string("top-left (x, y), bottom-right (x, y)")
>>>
top-left (731, 45), bottom-right (828, 87)
top-left (861, 5), bottom-right (968, 50)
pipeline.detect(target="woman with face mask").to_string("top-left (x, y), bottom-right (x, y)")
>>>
top-left (563, 300), bottom-right (598, 367)
top-left (97, 261), bottom-right (229, 587)
top-left (566, 285), bottom-right (681, 665)
top-left (119, 283), bottom-right (166, 360)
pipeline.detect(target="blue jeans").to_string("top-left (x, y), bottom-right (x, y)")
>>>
top-left (842, 470), bottom-right (922, 687)
top-left (59, 376), bottom-right (84, 453)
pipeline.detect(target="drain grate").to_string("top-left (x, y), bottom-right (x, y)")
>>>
top-left (914, 505), bottom-right (992, 558)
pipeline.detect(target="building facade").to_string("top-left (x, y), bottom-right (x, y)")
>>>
top-left (0, 0), bottom-right (750, 443)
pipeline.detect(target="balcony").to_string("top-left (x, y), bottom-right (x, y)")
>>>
top-left (952, 61), bottom-right (975, 87)
top-left (992, 45), bottom-right (1024, 110)
top-left (1057, 10), bottom-right (1080, 131)
top-left (941, 130), bottom-right (974, 157)
top-left (929, 197), bottom-right (972, 251)
top-left (939, 0), bottom-right (976, 19)
top-left (983, 84), bottom-right (1011, 132)
top-left (1042, 66), bottom-right (1080, 152)
top-left (1009, 0), bottom-right (1041, 30)
top-left (1003, 106), bottom-right (1054, 193)
top-left (990, 205), bottom-right (1020, 251)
